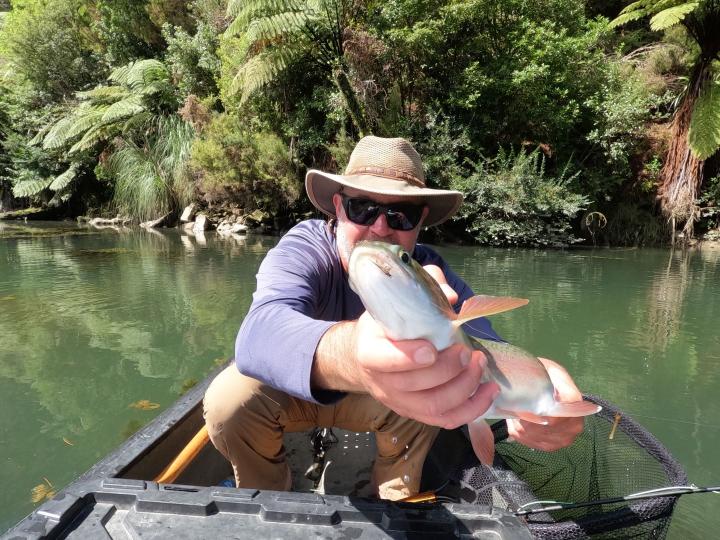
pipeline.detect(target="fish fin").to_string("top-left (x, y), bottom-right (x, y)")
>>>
top-left (453, 295), bottom-right (529, 326)
top-left (550, 400), bottom-right (602, 417)
top-left (468, 420), bottom-right (495, 465)
top-left (496, 408), bottom-right (549, 425)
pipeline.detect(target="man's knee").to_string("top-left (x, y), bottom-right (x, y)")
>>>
top-left (203, 365), bottom-right (281, 440)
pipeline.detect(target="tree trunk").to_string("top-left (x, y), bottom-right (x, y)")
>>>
top-left (658, 62), bottom-right (712, 242)
top-left (332, 66), bottom-right (369, 137)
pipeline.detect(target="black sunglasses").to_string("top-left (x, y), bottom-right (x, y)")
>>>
top-left (341, 195), bottom-right (425, 231)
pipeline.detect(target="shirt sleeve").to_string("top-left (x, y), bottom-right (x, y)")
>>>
top-left (414, 245), bottom-right (503, 342)
top-left (234, 224), bottom-right (343, 404)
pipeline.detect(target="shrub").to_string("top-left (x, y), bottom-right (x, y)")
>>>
top-left (190, 113), bottom-right (300, 213)
top-left (451, 148), bottom-right (588, 247)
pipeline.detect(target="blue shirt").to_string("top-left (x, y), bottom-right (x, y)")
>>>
top-left (235, 219), bottom-right (501, 403)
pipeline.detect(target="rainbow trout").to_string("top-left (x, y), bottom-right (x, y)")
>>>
top-left (348, 241), bottom-right (601, 464)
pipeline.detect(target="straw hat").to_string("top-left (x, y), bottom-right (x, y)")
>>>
top-left (305, 136), bottom-right (463, 227)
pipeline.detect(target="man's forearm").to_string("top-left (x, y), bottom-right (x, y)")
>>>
top-left (311, 321), bottom-right (364, 393)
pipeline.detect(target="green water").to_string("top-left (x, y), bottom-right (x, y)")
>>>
top-left (1, 221), bottom-right (718, 537)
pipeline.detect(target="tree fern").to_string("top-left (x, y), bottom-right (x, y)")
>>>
top-left (225, 0), bottom-right (369, 132)
top-left (688, 80), bottom-right (720, 160)
top-left (649, 2), bottom-right (699, 30)
top-left (231, 47), bottom-right (302, 101)
top-left (48, 163), bottom-right (80, 191)
top-left (12, 176), bottom-right (53, 197)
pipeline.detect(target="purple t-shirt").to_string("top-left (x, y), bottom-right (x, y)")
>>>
top-left (235, 219), bottom-right (501, 404)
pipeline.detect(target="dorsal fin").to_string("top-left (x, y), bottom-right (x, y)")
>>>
top-left (453, 295), bottom-right (529, 327)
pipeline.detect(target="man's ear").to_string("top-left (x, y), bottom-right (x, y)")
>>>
top-left (419, 206), bottom-right (430, 228)
top-left (332, 193), bottom-right (343, 216)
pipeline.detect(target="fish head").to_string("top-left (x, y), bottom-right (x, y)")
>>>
top-left (348, 241), bottom-right (455, 342)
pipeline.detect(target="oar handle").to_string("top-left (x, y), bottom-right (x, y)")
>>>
top-left (154, 425), bottom-right (210, 484)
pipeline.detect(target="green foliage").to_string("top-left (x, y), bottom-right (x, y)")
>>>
top-left (688, 78), bottom-right (720, 160)
top-left (42, 59), bottom-right (178, 157)
top-left (93, 0), bottom-right (163, 64)
top-left (611, 1), bottom-right (720, 162)
top-left (162, 21), bottom-right (221, 99)
top-left (0, 0), bottom-right (105, 98)
top-left (451, 148), bottom-right (588, 247)
top-left (224, 0), bottom-right (369, 134)
top-left (109, 116), bottom-right (194, 220)
top-left (190, 113), bottom-right (300, 213)
top-left (585, 61), bottom-right (658, 192)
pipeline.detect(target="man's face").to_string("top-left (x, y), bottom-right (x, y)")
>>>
top-left (332, 190), bottom-right (429, 272)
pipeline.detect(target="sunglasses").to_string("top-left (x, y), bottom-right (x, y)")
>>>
top-left (341, 195), bottom-right (425, 231)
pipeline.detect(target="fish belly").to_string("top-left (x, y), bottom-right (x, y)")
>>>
top-left (470, 337), bottom-right (556, 419)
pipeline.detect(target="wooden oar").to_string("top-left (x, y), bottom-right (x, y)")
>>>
top-left (154, 425), bottom-right (210, 484)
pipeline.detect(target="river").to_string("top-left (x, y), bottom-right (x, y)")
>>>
top-left (0, 221), bottom-right (718, 537)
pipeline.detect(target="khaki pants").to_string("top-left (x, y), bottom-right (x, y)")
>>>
top-left (203, 365), bottom-right (439, 500)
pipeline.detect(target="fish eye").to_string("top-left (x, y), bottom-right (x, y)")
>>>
top-left (400, 251), bottom-right (410, 264)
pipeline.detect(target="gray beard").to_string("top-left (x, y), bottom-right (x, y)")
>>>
top-left (336, 225), bottom-right (354, 267)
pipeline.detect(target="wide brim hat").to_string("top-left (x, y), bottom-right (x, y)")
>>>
top-left (305, 136), bottom-right (463, 227)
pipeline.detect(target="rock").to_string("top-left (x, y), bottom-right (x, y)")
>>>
top-left (193, 213), bottom-right (209, 233)
top-left (183, 221), bottom-right (195, 231)
top-left (180, 204), bottom-right (196, 223)
top-left (217, 220), bottom-right (247, 235)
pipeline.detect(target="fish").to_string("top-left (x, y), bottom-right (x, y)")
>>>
top-left (348, 241), bottom-right (601, 465)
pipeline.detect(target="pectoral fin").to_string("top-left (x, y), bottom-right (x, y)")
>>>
top-left (550, 400), bottom-right (602, 417)
top-left (453, 295), bottom-right (529, 327)
top-left (468, 420), bottom-right (495, 465)
top-left (496, 407), bottom-right (549, 425)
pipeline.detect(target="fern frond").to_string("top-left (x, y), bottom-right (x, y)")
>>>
top-left (243, 11), bottom-right (309, 47)
top-left (110, 59), bottom-right (170, 91)
top-left (77, 85), bottom-right (129, 104)
top-left (49, 163), bottom-right (80, 191)
top-left (68, 124), bottom-right (117, 155)
top-left (226, 0), bottom-right (304, 35)
top-left (619, 0), bottom-right (655, 15)
top-left (12, 176), bottom-right (53, 197)
top-left (121, 111), bottom-right (153, 134)
top-left (610, 8), bottom-right (652, 27)
top-left (101, 95), bottom-right (146, 124)
top-left (688, 81), bottom-right (720, 160)
top-left (649, 2), bottom-right (699, 30)
top-left (42, 116), bottom-right (80, 150)
top-left (231, 47), bottom-right (302, 100)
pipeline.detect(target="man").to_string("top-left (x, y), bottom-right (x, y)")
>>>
top-left (203, 136), bottom-right (583, 501)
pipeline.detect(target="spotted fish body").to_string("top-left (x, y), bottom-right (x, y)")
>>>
top-left (348, 241), bottom-right (601, 463)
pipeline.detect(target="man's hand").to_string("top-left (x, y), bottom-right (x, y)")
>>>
top-left (312, 263), bottom-right (499, 428)
top-left (352, 312), bottom-right (499, 429)
top-left (506, 357), bottom-right (584, 451)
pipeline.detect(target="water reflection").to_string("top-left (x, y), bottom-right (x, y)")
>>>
top-left (0, 223), bottom-right (278, 530)
top-left (1, 228), bottom-right (718, 537)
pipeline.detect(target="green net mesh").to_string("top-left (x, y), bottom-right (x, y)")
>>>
top-left (424, 395), bottom-right (687, 539)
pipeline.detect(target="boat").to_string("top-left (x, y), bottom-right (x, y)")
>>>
top-left (4, 363), bottom-right (687, 539)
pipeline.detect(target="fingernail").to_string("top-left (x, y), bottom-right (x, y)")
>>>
top-left (460, 349), bottom-right (470, 367)
top-left (414, 346), bottom-right (434, 365)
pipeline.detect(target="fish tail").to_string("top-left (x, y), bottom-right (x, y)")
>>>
top-left (468, 420), bottom-right (495, 465)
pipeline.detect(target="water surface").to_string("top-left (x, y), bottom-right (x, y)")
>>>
top-left (0, 221), bottom-right (717, 537)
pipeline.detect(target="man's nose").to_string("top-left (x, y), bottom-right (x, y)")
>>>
top-left (369, 211), bottom-right (392, 236)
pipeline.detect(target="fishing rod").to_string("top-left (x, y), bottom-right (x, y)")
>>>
top-left (513, 485), bottom-right (720, 517)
